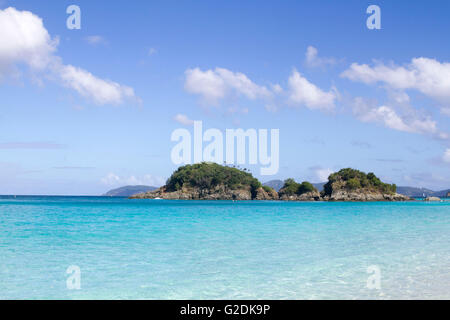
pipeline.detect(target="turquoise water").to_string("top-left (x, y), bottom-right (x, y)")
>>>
top-left (0, 196), bottom-right (449, 300)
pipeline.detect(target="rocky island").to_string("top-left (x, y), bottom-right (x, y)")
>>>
top-left (278, 179), bottom-right (321, 201)
top-left (321, 168), bottom-right (410, 201)
top-left (130, 163), bottom-right (411, 202)
top-left (131, 162), bottom-right (268, 200)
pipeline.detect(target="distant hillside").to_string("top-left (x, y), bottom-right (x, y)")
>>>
top-left (264, 180), bottom-right (327, 192)
top-left (264, 180), bottom-right (325, 192)
top-left (103, 185), bottom-right (157, 197)
top-left (432, 189), bottom-right (450, 198)
top-left (383, 187), bottom-right (450, 198)
top-left (313, 182), bottom-right (325, 192)
top-left (263, 180), bottom-right (284, 192)
top-left (396, 186), bottom-right (435, 198)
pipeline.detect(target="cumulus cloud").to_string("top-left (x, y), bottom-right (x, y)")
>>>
top-left (288, 69), bottom-right (337, 111)
top-left (56, 64), bottom-right (136, 105)
top-left (0, 7), bottom-right (138, 105)
top-left (342, 57), bottom-right (450, 146)
top-left (173, 113), bottom-right (194, 126)
top-left (0, 7), bottom-right (57, 74)
top-left (184, 66), bottom-right (338, 113)
top-left (305, 46), bottom-right (336, 68)
top-left (271, 83), bottom-right (283, 94)
top-left (184, 67), bottom-right (272, 105)
top-left (101, 173), bottom-right (165, 187)
top-left (308, 166), bottom-right (334, 182)
top-left (351, 97), bottom-right (440, 136)
top-left (341, 58), bottom-right (450, 104)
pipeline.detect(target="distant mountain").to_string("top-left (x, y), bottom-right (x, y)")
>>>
top-left (103, 185), bottom-right (157, 197)
top-left (263, 180), bottom-right (326, 192)
top-left (396, 186), bottom-right (435, 197)
top-left (263, 180), bottom-right (284, 192)
top-left (431, 189), bottom-right (450, 198)
top-left (395, 187), bottom-right (450, 198)
top-left (312, 182), bottom-right (325, 192)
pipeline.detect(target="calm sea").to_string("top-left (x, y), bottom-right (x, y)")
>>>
top-left (0, 196), bottom-right (449, 299)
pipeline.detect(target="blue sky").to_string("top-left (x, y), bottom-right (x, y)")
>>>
top-left (0, 0), bottom-right (449, 195)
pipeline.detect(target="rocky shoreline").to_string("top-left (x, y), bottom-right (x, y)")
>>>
top-left (130, 185), bottom-right (411, 202)
top-left (130, 164), bottom-right (413, 202)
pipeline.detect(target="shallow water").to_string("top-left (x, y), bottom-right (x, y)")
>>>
top-left (0, 196), bottom-right (449, 299)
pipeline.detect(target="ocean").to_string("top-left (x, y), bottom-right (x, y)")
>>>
top-left (0, 196), bottom-right (449, 299)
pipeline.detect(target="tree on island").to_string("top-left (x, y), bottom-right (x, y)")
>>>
top-left (166, 162), bottom-right (262, 197)
top-left (279, 178), bottom-right (317, 196)
top-left (323, 168), bottom-right (397, 196)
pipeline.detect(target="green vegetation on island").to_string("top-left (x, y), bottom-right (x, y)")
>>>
top-left (131, 164), bottom-right (409, 201)
top-left (166, 162), bottom-right (262, 196)
top-left (279, 179), bottom-right (317, 195)
top-left (323, 168), bottom-right (397, 196)
top-left (262, 185), bottom-right (275, 193)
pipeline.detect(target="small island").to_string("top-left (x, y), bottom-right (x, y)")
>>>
top-left (321, 168), bottom-right (409, 201)
top-left (130, 163), bottom-right (411, 201)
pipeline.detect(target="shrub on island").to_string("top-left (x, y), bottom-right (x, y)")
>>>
top-left (166, 162), bottom-right (262, 196)
top-left (279, 179), bottom-right (318, 196)
top-left (262, 185), bottom-right (275, 193)
top-left (323, 168), bottom-right (397, 196)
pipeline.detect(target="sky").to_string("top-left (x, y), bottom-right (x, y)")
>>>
top-left (0, 0), bottom-right (449, 195)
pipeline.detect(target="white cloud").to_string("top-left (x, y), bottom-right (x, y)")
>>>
top-left (314, 168), bottom-right (334, 182)
top-left (443, 149), bottom-right (450, 163)
top-left (305, 46), bottom-right (335, 68)
top-left (56, 64), bottom-right (136, 105)
top-left (184, 66), bottom-right (337, 113)
top-left (173, 113), bottom-right (194, 126)
top-left (0, 7), bottom-right (138, 105)
top-left (342, 57), bottom-right (450, 143)
top-left (389, 90), bottom-right (410, 104)
top-left (271, 83), bottom-right (283, 94)
top-left (101, 173), bottom-right (164, 187)
top-left (341, 58), bottom-right (450, 104)
top-left (0, 7), bottom-right (57, 74)
top-left (148, 48), bottom-right (157, 56)
top-left (184, 67), bottom-right (272, 105)
top-left (288, 69), bottom-right (336, 111)
top-left (84, 35), bottom-right (107, 45)
top-left (352, 97), bottom-right (439, 136)
top-left (101, 173), bottom-right (121, 185)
